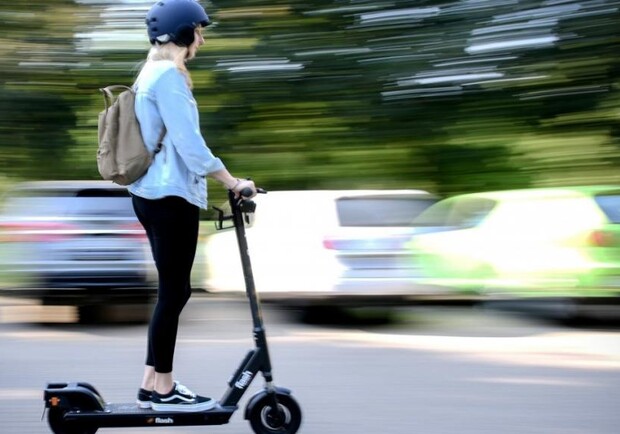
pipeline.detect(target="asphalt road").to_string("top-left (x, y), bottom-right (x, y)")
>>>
top-left (0, 295), bottom-right (619, 434)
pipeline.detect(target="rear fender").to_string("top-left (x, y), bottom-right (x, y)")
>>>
top-left (44, 382), bottom-right (105, 411)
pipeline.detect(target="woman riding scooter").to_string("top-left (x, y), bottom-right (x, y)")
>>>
top-left (129, 0), bottom-right (257, 412)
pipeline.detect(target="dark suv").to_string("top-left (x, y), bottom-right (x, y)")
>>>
top-left (0, 181), bottom-right (156, 322)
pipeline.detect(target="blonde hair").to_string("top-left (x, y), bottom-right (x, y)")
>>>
top-left (143, 43), bottom-right (193, 88)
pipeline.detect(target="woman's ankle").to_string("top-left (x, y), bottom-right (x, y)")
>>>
top-left (154, 373), bottom-right (174, 395)
top-left (140, 365), bottom-right (156, 391)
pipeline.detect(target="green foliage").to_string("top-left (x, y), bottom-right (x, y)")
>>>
top-left (0, 88), bottom-right (75, 178)
top-left (0, 0), bottom-right (619, 195)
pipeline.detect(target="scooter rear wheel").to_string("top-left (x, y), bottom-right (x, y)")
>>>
top-left (48, 409), bottom-right (98, 434)
top-left (247, 391), bottom-right (302, 434)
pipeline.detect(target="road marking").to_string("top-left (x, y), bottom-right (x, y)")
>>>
top-left (286, 330), bottom-right (620, 370)
top-left (0, 388), bottom-right (41, 400)
top-left (465, 376), bottom-right (595, 387)
top-left (0, 305), bottom-right (76, 323)
top-left (0, 329), bottom-right (113, 341)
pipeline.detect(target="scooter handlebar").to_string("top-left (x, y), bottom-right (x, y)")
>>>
top-left (240, 187), bottom-right (267, 198)
top-left (230, 187), bottom-right (265, 214)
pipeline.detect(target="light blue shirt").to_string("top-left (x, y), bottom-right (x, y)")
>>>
top-left (128, 60), bottom-right (225, 209)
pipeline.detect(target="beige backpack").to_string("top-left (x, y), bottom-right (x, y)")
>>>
top-left (97, 85), bottom-right (165, 185)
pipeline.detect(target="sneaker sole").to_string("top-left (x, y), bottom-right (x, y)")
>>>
top-left (151, 400), bottom-right (216, 413)
top-left (137, 400), bottom-right (152, 409)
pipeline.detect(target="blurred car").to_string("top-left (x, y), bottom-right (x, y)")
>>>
top-left (203, 189), bottom-right (441, 306)
top-left (0, 180), bottom-right (156, 322)
top-left (407, 186), bottom-right (620, 316)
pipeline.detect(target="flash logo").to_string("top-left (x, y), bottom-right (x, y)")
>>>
top-left (234, 371), bottom-right (254, 389)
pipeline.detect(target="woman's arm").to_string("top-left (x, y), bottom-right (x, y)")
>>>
top-left (155, 67), bottom-right (257, 198)
top-left (155, 68), bottom-right (224, 175)
top-left (208, 169), bottom-right (257, 197)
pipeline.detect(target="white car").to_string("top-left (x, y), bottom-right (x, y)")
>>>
top-left (202, 190), bottom-right (439, 306)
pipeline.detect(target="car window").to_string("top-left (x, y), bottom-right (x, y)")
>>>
top-left (336, 196), bottom-right (437, 227)
top-left (1, 188), bottom-right (135, 218)
top-left (449, 198), bottom-right (496, 228)
top-left (413, 197), bottom-right (496, 228)
top-left (411, 198), bottom-right (454, 226)
top-left (594, 194), bottom-right (620, 223)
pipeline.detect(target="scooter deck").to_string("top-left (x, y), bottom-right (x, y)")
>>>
top-left (63, 403), bottom-right (236, 427)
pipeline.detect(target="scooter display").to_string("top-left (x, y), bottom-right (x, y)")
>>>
top-left (43, 188), bottom-right (302, 434)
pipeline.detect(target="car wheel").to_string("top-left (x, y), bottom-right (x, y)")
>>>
top-left (78, 303), bottom-right (151, 324)
top-left (299, 305), bottom-right (395, 325)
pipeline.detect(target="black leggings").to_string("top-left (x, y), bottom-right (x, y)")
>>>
top-left (131, 195), bottom-right (199, 373)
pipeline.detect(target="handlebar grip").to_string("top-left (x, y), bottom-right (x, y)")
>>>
top-left (240, 187), bottom-right (254, 198)
top-left (239, 187), bottom-right (267, 197)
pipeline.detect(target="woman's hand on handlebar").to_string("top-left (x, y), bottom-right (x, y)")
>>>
top-left (231, 178), bottom-right (257, 198)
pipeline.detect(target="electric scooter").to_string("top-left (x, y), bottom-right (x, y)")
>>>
top-left (43, 188), bottom-right (302, 434)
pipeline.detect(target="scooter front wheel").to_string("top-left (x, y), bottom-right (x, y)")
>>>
top-left (247, 391), bottom-right (302, 434)
top-left (48, 409), bottom-right (98, 434)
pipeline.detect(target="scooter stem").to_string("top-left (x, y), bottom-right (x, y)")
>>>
top-left (229, 190), bottom-right (265, 330)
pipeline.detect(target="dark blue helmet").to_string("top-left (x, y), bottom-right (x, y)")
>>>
top-left (146, 0), bottom-right (211, 47)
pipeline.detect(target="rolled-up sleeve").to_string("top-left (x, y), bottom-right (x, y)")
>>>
top-left (155, 68), bottom-right (225, 176)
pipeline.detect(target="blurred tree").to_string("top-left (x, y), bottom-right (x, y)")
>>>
top-left (0, 0), bottom-right (94, 179)
top-left (203, 0), bottom-right (620, 193)
top-left (0, 89), bottom-right (75, 178)
top-left (0, 0), bottom-right (618, 194)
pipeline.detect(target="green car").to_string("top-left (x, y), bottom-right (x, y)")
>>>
top-left (407, 186), bottom-right (620, 302)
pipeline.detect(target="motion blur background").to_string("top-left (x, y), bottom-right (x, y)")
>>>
top-left (2, 0), bottom-right (620, 312)
top-left (1, 0), bottom-right (619, 193)
top-left (0, 2), bottom-right (620, 434)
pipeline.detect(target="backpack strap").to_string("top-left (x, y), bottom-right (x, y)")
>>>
top-left (99, 85), bottom-right (133, 111)
top-left (100, 85), bottom-right (167, 154)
